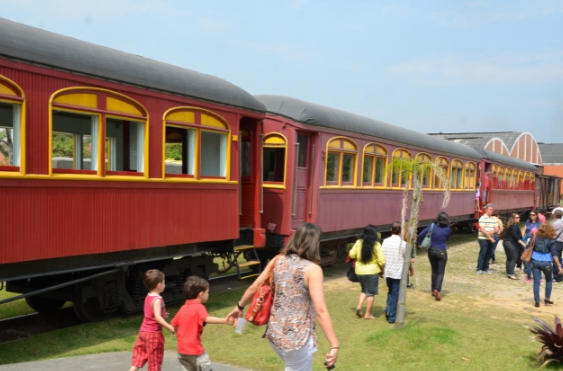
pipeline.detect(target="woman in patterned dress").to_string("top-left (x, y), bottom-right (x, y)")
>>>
top-left (227, 223), bottom-right (339, 370)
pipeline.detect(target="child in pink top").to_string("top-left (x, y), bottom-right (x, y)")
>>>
top-left (172, 276), bottom-right (234, 371)
top-left (129, 269), bottom-right (175, 371)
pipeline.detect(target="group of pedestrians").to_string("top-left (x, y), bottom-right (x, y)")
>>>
top-left (475, 204), bottom-right (563, 308)
top-left (126, 206), bottom-right (563, 371)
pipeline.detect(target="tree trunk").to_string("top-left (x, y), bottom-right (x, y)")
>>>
top-left (395, 242), bottom-right (413, 329)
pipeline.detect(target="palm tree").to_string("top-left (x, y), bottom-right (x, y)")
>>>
top-left (387, 157), bottom-right (451, 329)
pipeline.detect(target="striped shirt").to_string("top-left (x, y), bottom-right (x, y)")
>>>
top-left (381, 234), bottom-right (405, 280)
top-left (478, 214), bottom-right (497, 240)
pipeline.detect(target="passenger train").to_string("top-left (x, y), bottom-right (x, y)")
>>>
top-left (0, 18), bottom-right (559, 320)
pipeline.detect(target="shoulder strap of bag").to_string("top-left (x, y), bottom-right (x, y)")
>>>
top-left (529, 235), bottom-right (537, 250)
top-left (266, 255), bottom-right (281, 286)
top-left (555, 229), bottom-right (563, 241)
top-left (428, 223), bottom-right (434, 236)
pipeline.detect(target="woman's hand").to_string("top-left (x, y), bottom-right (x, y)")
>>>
top-left (226, 307), bottom-right (242, 323)
top-left (325, 348), bottom-right (339, 368)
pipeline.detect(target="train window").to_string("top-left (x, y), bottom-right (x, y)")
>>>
top-left (518, 171), bottom-right (525, 190)
top-left (51, 111), bottom-right (98, 173)
top-left (164, 126), bottom-right (196, 176)
top-left (464, 162), bottom-right (476, 190)
top-left (201, 131), bottom-right (227, 177)
top-left (363, 143), bottom-right (387, 187)
top-left (105, 118), bottom-right (145, 174)
top-left (325, 137), bottom-right (357, 187)
top-left (240, 129), bottom-right (251, 178)
top-left (451, 160), bottom-right (463, 190)
top-left (530, 173), bottom-right (536, 190)
top-left (391, 149), bottom-right (411, 188)
top-left (434, 157), bottom-right (449, 189)
top-left (512, 170), bottom-right (518, 190)
top-left (297, 134), bottom-right (308, 168)
top-left (263, 133), bottom-right (287, 186)
top-left (0, 102), bottom-right (21, 171)
top-left (164, 108), bottom-right (230, 180)
top-left (498, 167), bottom-right (505, 190)
top-left (51, 88), bottom-right (148, 177)
top-left (505, 169), bottom-right (513, 189)
top-left (492, 165), bottom-right (499, 189)
top-left (415, 153), bottom-right (432, 189)
top-left (0, 76), bottom-right (24, 173)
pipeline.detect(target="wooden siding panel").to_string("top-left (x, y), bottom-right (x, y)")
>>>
top-left (0, 183), bottom-right (238, 265)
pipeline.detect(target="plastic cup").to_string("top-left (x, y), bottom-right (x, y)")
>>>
top-left (234, 318), bottom-right (247, 334)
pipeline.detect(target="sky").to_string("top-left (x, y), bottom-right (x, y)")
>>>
top-left (2, 0), bottom-right (563, 143)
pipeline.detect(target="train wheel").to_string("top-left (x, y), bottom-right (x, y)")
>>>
top-left (25, 296), bottom-right (66, 313)
top-left (73, 297), bottom-right (116, 322)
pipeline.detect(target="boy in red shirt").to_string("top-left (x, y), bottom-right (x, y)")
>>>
top-left (129, 269), bottom-right (176, 371)
top-left (172, 276), bottom-right (234, 371)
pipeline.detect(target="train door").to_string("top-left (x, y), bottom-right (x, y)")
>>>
top-left (291, 132), bottom-right (312, 228)
top-left (239, 120), bottom-right (258, 229)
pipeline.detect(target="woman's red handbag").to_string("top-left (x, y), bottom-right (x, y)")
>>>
top-left (246, 255), bottom-right (280, 326)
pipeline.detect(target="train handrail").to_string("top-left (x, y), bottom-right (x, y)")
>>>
top-left (259, 134), bottom-right (264, 214)
top-left (308, 144), bottom-right (315, 216)
top-left (292, 143), bottom-right (299, 217)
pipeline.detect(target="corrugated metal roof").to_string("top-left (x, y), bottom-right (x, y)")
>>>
top-left (429, 132), bottom-right (523, 150)
top-left (256, 95), bottom-right (482, 160)
top-left (538, 143), bottom-right (563, 164)
top-left (0, 17), bottom-right (265, 112)
top-left (475, 149), bottom-right (537, 171)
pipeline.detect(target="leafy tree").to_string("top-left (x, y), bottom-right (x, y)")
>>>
top-left (165, 143), bottom-right (183, 161)
top-left (387, 157), bottom-right (451, 329)
top-left (52, 133), bottom-right (74, 158)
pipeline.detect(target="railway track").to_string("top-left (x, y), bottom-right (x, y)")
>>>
top-left (0, 274), bottom-right (250, 345)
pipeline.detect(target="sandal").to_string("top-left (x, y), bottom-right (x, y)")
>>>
top-left (356, 309), bottom-right (363, 318)
top-left (364, 315), bottom-right (374, 320)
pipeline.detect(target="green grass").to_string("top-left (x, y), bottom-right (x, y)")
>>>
top-left (1, 236), bottom-right (563, 370)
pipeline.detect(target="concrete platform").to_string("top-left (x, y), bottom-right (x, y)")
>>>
top-left (0, 350), bottom-right (256, 371)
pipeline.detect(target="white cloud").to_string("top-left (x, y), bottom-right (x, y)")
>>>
top-left (387, 50), bottom-right (563, 85)
top-left (0, 0), bottom-right (174, 22)
top-left (432, 0), bottom-right (563, 26)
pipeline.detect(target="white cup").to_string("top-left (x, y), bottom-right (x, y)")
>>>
top-left (234, 318), bottom-right (247, 334)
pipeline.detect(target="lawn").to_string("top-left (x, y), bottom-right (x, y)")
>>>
top-left (1, 234), bottom-right (562, 370)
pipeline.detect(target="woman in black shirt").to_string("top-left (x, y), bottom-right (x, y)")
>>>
top-left (501, 213), bottom-right (526, 279)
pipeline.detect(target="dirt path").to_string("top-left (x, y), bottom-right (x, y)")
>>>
top-left (323, 238), bottom-right (563, 318)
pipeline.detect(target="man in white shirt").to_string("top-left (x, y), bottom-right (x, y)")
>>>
top-left (381, 222), bottom-right (405, 324)
top-left (553, 209), bottom-right (563, 282)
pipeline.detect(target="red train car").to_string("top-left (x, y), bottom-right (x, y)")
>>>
top-left (0, 18), bottom-right (266, 319)
top-left (253, 96), bottom-right (540, 264)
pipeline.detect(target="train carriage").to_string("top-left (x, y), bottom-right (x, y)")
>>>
top-left (254, 95), bottom-right (489, 263)
top-left (0, 17), bottom-right (267, 319)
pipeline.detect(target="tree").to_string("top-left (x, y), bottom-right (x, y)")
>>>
top-left (0, 128), bottom-right (13, 166)
top-left (387, 157), bottom-right (451, 329)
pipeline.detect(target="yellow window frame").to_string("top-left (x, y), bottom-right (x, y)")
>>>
top-left (325, 136), bottom-right (358, 187)
top-left (0, 74), bottom-right (26, 175)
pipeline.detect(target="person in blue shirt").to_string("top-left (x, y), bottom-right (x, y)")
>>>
top-left (523, 210), bottom-right (542, 282)
top-left (417, 212), bottom-right (451, 301)
top-left (530, 223), bottom-right (563, 307)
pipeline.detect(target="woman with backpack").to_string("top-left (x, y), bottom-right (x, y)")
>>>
top-left (417, 212), bottom-right (451, 301)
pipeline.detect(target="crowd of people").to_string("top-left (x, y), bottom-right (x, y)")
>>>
top-left (126, 205), bottom-right (563, 371)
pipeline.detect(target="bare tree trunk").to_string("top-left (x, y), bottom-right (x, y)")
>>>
top-left (395, 242), bottom-right (413, 329)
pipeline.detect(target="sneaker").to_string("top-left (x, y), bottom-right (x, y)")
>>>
top-left (486, 270), bottom-right (494, 274)
top-left (477, 270), bottom-right (485, 275)
top-left (526, 278), bottom-right (532, 283)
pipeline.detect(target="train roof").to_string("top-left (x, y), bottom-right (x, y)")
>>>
top-left (476, 149), bottom-right (537, 171)
top-left (0, 17), bottom-right (265, 112)
top-left (256, 95), bottom-right (482, 160)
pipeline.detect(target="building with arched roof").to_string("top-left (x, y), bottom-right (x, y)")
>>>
top-left (428, 131), bottom-right (543, 165)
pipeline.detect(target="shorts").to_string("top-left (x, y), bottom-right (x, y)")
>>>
top-left (357, 274), bottom-right (379, 296)
top-left (178, 351), bottom-right (213, 371)
top-left (270, 335), bottom-right (317, 371)
top-left (131, 331), bottom-right (165, 371)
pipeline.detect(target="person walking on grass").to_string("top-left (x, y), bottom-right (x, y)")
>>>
top-left (553, 210), bottom-right (563, 282)
top-left (172, 276), bottom-right (234, 371)
top-left (477, 204), bottom-right (498, 275)
top-left (418, 212), bottom-right (451, 300)
top-left (129, 269), bottom-right (175, 371)
top-left (530, 223), bottom-right (563, 308)
top-left (501, 213), bottom-right (526, 280)
top-left (490, 212), bottom-right (504, 265)
top-left (381, 222), bottom-right (405, 324)
top-left (523, 210), bottom-right (542, 282)
top-left (227, 223), bottom-right (340, 370)
top-left (349, 224), bottom-right (386, 320)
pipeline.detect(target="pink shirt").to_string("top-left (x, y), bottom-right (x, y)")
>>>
top-left (538, 213), bottom-right (546, 223)
top-left (140, 294), bottom-right (165, 333)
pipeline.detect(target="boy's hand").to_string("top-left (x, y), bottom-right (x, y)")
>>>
top-left (227, 316), bottom-right (236, 325)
